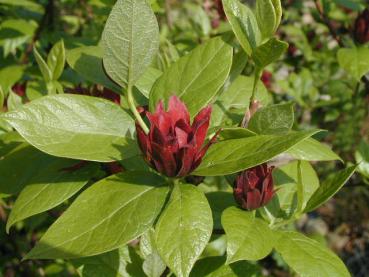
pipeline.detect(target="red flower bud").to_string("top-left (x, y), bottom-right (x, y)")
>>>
top-left (233, 164), bottom-right (275, 211)
top-left (136, 96), bottom-right (217, 177)
top-left (261, 70), bottom-right (273, 90)
top-left (353, 9), bottom-right (369, 44)
top-left (12, 83), bottom-right (26, 97)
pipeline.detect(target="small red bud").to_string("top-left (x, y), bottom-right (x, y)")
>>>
top-left (233, 164), bottom-right (275, 211)
top-left (353, 9), bottom-right (369, 44)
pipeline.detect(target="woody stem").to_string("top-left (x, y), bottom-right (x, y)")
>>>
top-left (126, 85), bottom-right (149, 134)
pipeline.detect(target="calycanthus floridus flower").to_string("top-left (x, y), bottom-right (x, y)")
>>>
top-left (136, 96), bottom-right (217, 178)
top-left (233, 164), bottom-right (275, 211)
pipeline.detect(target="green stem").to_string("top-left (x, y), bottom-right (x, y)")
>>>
top-left (250, 68), bottom-right (262, 105)
top-left (126, 85), bottom-right (149, 134)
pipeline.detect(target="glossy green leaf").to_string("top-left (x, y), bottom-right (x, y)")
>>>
top-left (275, 231), bottom-right (350, 277)
top-left (2, 94), bottom-right (137, 162)
top-left (6, 163), bottom-right (98, 232)
top-left (150, 36), bottom-right (233, 117)
top-left (33, 46), bottom-right (52, 82)
top-left (155, 184), bottom-right (213, 277)
top-left (47, 40), bottom-right (65, 80)
top-left (252, 38), bottom-right (288, 69)
top-left (287, 138), bottom-right (342, 162)
top-left (194, 130), bottom-right (319, 176)
top-left (66, 46), bottom-right (121, 93)
top-left (222, 207), bottom-right (273, 263)
top-left (190, 256), bottom-right (261, 277)
top-left (255, 0), bottom-right (276, 39)
top-left (304, 166), bottom-right (356, 212)
top-left (102, 0), bottom-right (159, 88)
top-left (222, 0), bottom-right (261, 56)
top-left (337, 47), bottom-right (369, 81)
top-left (26, 171), bottom-right (169, 259)
top-left (248, 103), bottom-right (294, 135)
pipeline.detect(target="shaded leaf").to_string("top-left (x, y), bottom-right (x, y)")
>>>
top-left (337, 47), bottom-right (369, 81)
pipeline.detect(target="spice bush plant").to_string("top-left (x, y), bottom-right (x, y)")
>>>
top-left (1, 0), bottom-right (368, 276)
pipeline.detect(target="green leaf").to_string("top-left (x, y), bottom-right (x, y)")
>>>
top-left (337, 47), bottom-right (369, 81)
top-left (102, 0), bottom-right (159, 88)
top-left (268, 161), bottom-right (319, 218)
top-left (210, 75), bottom-right (269, 128)
top-left (150, 36), bottom-right (233, 117)
top-left (2, 94), bottom-right (137, 162)
top-left (271, 0), bottom-right (282, 31)
top-left (304, 166), bottom-right (356, 212)
top-left (6, 163), bottom-right (98, 232)
top-left (252, 38), bottom-right (288, 69)
top-left (33, 46), bottom-right (52, 82)
top-left (0, 65), bottom-right (25, 92)
top-left (287, 138), bottom-right (342, 162)
top-left (135, 67), bottom-right (162, 98)
top-left (26, 171), bottom-right (169, 259)
top-left (355, 140), bottom-right (369, 178)
top-left (248, 103), bottom-right (294, 135)
top-left (47, 40), bottom-right (65, 80)
top-left (66, 46), bottom-right (121, 93)
top-left (206, 192), bottom-right (236, 230)
top-left (222, 207), bottom-right (273, 263)
top-left (155, 184), bottom-right (213, 277)
top-left (0, 144), bottom-right (83, 196)
top-left (255, 0), bottom-right (276, 40)
top-left (194, 130), bottom-right (319, 176)
top-left (190, 256), bottom-right (261, 277)
top-left (222, 0), bottom-right (261, 56)
top-left (140, 229), bottom-right (166, 277)
top-left (0, 86), bottom-right (4, 107)
top-left (7, 89), bottom-right (22, 111)
top-left (275, 231), bottom-right (351, 277)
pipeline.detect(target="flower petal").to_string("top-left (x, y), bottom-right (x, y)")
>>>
top-left (191, 106), bottom-right (212, 149)
top-left (168, 96), bottom-right (190, 125)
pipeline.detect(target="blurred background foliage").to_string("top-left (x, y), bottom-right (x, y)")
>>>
top-left (0, 0), bottom-right (369, 276)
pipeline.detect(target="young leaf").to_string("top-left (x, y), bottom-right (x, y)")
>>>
top-left (33, 46), bottom-right (52, 82)
top-left (6, 162), bottom-right (99, 232)
top-left (337, 47), bottom-right (369, 81)
top-left (210, 75), bottom-right (269, 128)
top-left (255, 0), bottom-right (277, 40)
top-left (155, 184), bottom-right (213, 277)
top-left (149, 36), bottom-right (233, 117)
top-left (271, 0), bottom-right (282, 31)
top-left (252, 38), bottom-right (288, 69)
top-left (2, 94), bottom-right (137, 162)
top-left (102, 0), bottom-right (159, 88)
top-left (275, 231), bottom-right (351, 277)
top-left (6, 89), bottom-right (22, 111)
top-left (194, 130), bottom-right (319, 176)
top-left (222, 0), bottom-right (261, 56)
top-left (304, 165), bottom-right (357, 212)
top-left (248, 102), bottom-right (294, 135)
top-left (47, 40), bottom-right (65, 81)
top-left (287, 138), bottom-right (342, 162)
top-left (355, 140), bottom-right (369, 178)
top-left (222, 207), bottom-right (273, 263)
top-left (66, 46), bottom-right (121, 93)
top-left (25, 171), bottom-right (169, 259)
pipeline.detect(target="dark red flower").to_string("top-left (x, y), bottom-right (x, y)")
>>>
top-left (353, 8), bottom-right (369, 44)
top-left (136, 96), bottom-right (216, 177)
top-left (261, 71), bottom-right (273, 90)
top-left (233, 164), bottom-right (275, 211)
top-left (12, 83), bottom-right (26, 97)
